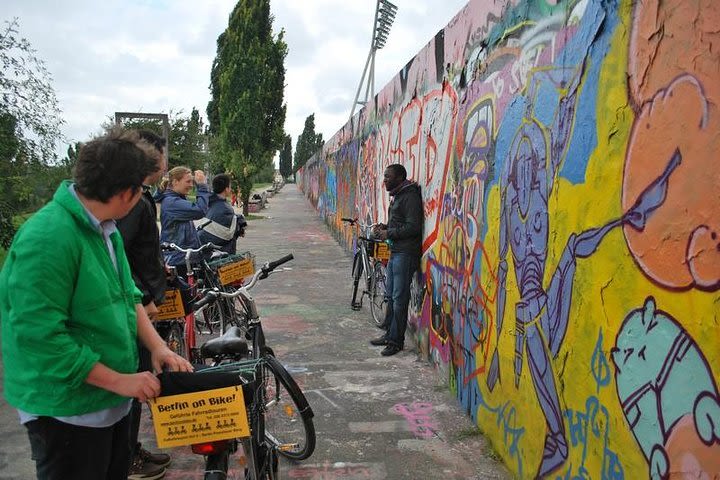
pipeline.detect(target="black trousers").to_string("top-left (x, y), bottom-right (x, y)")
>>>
top-left (128, 342), bottom-right (152, 458)
top-left (25, 414), bottom-right (130, 480)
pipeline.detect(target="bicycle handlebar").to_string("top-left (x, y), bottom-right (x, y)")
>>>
top-left (161, 242), bottom-right (220, 254)
top-left (193, 290), bottom-right (219, 311)
top-left (266, 253), bottom-right (294, 271)
top-left (193, 253), bottom-right (294, 311)
top-left (341, 217), bottom-right (378, 231)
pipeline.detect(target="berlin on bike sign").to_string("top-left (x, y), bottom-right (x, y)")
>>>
top-left (149, 386), bottom-right (250, 448)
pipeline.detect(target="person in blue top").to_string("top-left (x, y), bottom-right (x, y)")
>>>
top-left (155, 166), bottom-right (211, 278)
top-left (197, 173), bottom-right (247, 255)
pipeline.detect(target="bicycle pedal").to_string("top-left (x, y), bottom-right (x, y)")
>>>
top-left (351, 304), bottom-right (362, 311)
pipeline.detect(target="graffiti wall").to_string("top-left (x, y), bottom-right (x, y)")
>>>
top-left (298, 0), bottom-right (720, 477)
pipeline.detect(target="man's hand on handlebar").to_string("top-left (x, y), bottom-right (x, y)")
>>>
top-left (150, 345), bottom-right (194, 377)
top-left (373, 223), bottom-right (388, 240)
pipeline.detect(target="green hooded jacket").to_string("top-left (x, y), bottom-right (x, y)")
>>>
top-left (1, 181), bottom-right (141, 416)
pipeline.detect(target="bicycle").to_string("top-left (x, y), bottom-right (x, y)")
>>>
top-left (160, 242), bottom-right (237, 362)
top-left (166, 253), bottom-right (315, 479)
top-left (341, 217), bottom-right (390, 326)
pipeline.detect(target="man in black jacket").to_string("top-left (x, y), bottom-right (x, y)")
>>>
top-left (116, 130), bottom-right (171, 479)
top-left (371, 164), bottom-right (423, 356)
top-left (197, 173), bottom-right (247, 254)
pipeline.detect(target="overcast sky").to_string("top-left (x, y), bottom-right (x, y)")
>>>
top-left (3, 0), bottom-right (469, 160)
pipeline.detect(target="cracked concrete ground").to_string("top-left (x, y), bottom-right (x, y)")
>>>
top-left (0, 186), bottom-right (511, 480)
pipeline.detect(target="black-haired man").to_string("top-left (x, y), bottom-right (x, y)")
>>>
top-left (371, 163), bottom-right (423, 356)
top-left (198, 173), bottom-right (247, 255)
top-left (116, 130), bottom-right (173, 479)
top-left (0, 129), bottom-right (193, 480)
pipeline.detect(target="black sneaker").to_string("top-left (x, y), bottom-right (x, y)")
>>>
top-left (381, 344), bottom-right (402, 356)
top-left (139, 447), bottom-right (171, 468)
top-left (370, 337), bottom-right (388, 346)
top-left (127, 456), bottom-right (166, 480)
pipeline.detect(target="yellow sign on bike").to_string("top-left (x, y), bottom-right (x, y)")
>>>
top-left (150, 386), bottom-right (250, 448)
top-left (373, 242), bottom-right (390, 261)
top-left (156, 289), bottom-right (186, 321)
top-left (217, 258), bottom-right (255, 286)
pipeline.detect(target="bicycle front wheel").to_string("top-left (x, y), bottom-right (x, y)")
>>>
top-left (370, 262), bottom-right (389, 327)
top-left (260, 355), bottom-right (316, 460)
top-left (350, 251), bottom-right (363, 310)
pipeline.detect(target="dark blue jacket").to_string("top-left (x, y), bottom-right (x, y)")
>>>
top-left (156, 185), bottom-right (211, 266)
top-left (198, 194), bottom-right (247, 254)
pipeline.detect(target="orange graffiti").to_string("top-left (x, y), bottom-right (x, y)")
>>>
top-left (623, 0), bottom-right (720, 291)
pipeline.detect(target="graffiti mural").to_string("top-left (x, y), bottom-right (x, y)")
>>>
top-left (298, 0), bottom-right (720, 477)
top-left (613, 297), bottom-right (720, 478)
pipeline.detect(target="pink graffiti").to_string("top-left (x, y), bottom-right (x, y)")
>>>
top-left (358, 83), bottom-right (458, 253)
top-left (392, 401), bottom-right (439, 439)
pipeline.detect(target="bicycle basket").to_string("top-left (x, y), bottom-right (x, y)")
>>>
top-left (372, 242), bottom-right (390, 260)
top-left (208, 251), bottom-right (256, 286)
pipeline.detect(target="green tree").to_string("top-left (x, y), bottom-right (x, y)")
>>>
top-left (0, 18), bottom-right (64, 230)
top-left (0, 19), bottom-right (63, 161)
top-left (279, 134), bottom-right (292, 179)
top-left (208, 0), bottom-right (287, 214)
top-left (293, 113), bottom-right (324, 172)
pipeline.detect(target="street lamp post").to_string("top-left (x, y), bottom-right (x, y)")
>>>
top-left (349, 0), bottom-right (398, 124)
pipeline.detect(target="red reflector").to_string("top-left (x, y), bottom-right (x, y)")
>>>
top-left (191, 440), bottom-right (230, 455)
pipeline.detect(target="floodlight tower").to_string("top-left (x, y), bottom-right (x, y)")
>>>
top-left (349, 0), bottom-right (398, 123)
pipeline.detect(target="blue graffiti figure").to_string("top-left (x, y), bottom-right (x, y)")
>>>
top-left (484, 55), bottom-right (685, 476)
top-left (485, 62), bottom-right (588, 477)
top-left (612, 297), bottom-right (720, 479)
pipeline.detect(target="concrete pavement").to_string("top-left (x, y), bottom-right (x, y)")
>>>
top-left (0, 185), bottom-right (510, 479)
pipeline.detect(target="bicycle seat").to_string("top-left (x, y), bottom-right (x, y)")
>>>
top-left (200, 326), bottom-right (249, 359)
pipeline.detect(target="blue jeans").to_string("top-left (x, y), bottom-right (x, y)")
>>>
top-left (383, 252), bottom-right (419, 348)
top-left (26, 415), bottom-right (130, 480)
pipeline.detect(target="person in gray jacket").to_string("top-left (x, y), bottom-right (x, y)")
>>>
top-left (371, 164), bottom-right (423, 356)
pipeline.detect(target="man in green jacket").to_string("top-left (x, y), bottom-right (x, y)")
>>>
top-left (0, 128), bottom-right (193, 480)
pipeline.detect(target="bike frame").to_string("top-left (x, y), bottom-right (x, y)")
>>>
top-left (193, 254), bottom-right (313, 479)
top-left (343, 218), bottom-right (385, 308)
top-left (163, 242), bottom-right (223, 362)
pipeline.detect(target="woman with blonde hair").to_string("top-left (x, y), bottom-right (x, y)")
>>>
top-left (155, 166), bottom-right (211, 276)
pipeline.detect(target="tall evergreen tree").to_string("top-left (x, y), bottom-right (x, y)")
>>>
top-left (207, 0), bottom-right (287, 214)
top-left (293, 113), bottom-right (324, 172)
top-left (279, 134), bottom-right (292, 179)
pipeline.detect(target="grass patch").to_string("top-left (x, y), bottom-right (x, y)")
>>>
top-left (245, 214), bottom-right (265, 221)
top-left (486, 442), bottom-right (502, 462)
top-left (455, 426), bottom-right (484, 440)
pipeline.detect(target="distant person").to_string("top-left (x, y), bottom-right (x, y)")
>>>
top-left (371, 164), bottom-right (423, 356)
top-left (155, 166), bottom-right (211, 278)
top-left (0, 128), bottom-right (193, 480)
top-left (115, 130), bottom-right (172, 479)
top-left (198, 173), bottom-right (247, 255)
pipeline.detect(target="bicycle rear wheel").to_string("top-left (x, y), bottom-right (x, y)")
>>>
top-left (260, 355), bottom-right (315, 460)
top-left (350, 251), bottom-right (363, 310)
top-left (370, 262), bottom-right (389, 327)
